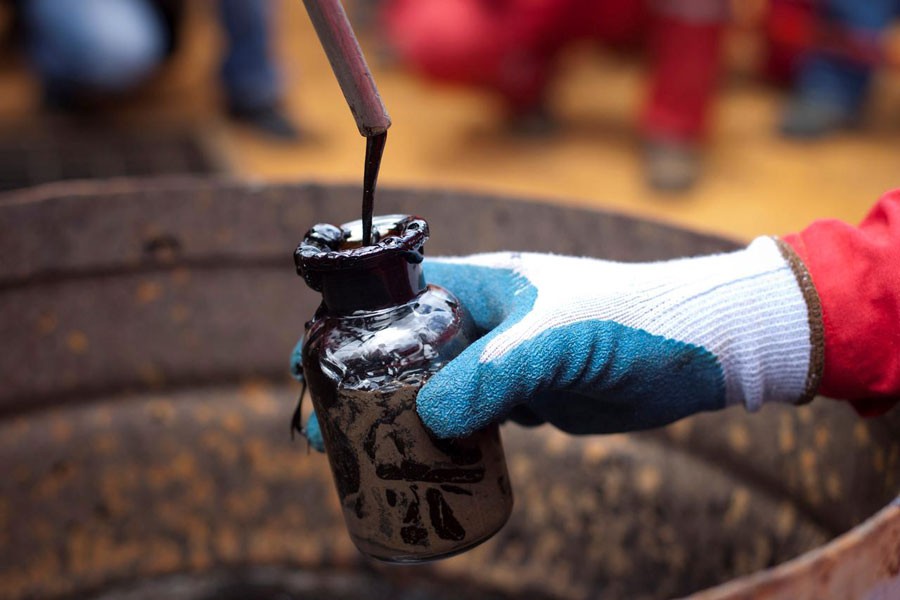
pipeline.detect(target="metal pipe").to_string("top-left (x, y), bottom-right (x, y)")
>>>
top-left (301, 0), bottom-right (391, 137)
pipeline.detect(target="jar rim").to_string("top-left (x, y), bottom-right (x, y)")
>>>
top-left (294, 214), bottom-right (429, 291)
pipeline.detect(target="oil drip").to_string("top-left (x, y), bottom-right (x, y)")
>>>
top-left (361, 132), bottom-right (387, 246)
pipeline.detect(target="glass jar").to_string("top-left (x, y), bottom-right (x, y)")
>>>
top-left (295, 214), bottom-right (513, 562)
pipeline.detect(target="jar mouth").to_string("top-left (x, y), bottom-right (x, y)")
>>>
top-left (295, 214), bottom-right (429, 292)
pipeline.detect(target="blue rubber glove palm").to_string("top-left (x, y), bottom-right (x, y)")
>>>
top-left (295, 239), bottom-right (820, 444)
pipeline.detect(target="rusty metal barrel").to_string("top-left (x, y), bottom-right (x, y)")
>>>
top-left (0, 179), bottom-right (897, 600)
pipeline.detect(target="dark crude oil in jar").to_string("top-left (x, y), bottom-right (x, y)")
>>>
top-left (294, 215), bottom-right (513, 562)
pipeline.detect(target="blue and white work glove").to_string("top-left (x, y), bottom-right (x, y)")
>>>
top-left (416, 237), bottom-right (821, 438)
top-left (295, 237), bottom-right (821, 444)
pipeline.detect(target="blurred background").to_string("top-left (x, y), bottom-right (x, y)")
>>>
top-left (1, 0), bottom-right (899, 240)
top-left (2, 3), bottom-right (900, 599)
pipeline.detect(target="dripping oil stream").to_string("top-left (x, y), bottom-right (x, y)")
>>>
top-left (362, 132), bottom-right (387, 247)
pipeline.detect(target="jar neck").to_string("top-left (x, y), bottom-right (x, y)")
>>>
top-left (319, 255), bottom-right (426, 315)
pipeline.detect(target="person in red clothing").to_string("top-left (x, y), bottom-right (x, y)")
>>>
top-left (297, 190), bottom-right (898, 448)
top-left (381, 0), bottom-right (728, 191)
top-left (763, 0), bottom-right (817, 84)
top-left (778, 0), bottom-right (898, 138)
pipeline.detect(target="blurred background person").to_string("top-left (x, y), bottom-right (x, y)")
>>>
top-left (778, 0), bottom-right (898, 138)
top-left (762, 0), bottom-right (816, 84)
top-left (381, 0), bottom-right (729, 192)
top-left (11, 0), bottom-right (298, 139)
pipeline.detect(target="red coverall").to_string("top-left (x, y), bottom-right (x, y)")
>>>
top-left (764, 0), bottom-right (816, 83)
top-left (785, 190), bottom-right (900, 416)
top-left (382, 0), bottom-right (728, 143)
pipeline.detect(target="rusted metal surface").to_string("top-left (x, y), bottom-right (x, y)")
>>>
top-left (691, 498), bottom-right (900, 600)
top-left (0, 121), bottom-right (224, 194)
top-left (0, 179), bottom-right (897, 600)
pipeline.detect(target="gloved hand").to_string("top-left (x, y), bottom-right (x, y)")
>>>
top-left (417, 237), bottom-right (822, 438)
top-left (294, 236), bottom-right (823, 444)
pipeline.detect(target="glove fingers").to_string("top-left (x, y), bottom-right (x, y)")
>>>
top-left (419, 320), bottom-right (728, 438)
top-left (505, 403), bottom-right (546, 428)
top-left (524, 322), bottom-right (728, 433)
top-left (528, 390), bottom-right (693, 434)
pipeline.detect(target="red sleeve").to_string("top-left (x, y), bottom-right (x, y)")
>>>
top-left (783, 190), bottom-right (900, 416)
